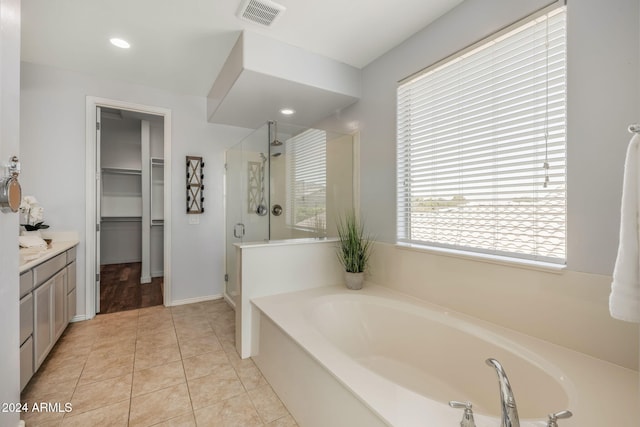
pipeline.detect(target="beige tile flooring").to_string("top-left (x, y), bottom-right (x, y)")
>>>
top-left (21, 300), bottom-right (299, 427)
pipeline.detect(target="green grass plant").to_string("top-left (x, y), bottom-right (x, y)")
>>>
top-left (337, 212), bottom-right (372, 273)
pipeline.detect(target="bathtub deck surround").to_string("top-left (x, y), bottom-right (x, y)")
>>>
top-left (368, 242), bottom-right (638, 370)
top-left (251, 285), bottom-right (638, 427)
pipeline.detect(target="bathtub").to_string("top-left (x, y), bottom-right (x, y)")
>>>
top-left (251, 285), bottom-right (638, 427)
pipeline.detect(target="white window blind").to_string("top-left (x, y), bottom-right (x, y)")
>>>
top-left (286, 128), bottom-right (327, 231)
top-left (397, 6), bottom-right (567, 264)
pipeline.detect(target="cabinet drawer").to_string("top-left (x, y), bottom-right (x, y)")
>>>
top-left (66, 246), bottom-right (77, 264)
top-left (19, 293), bottom-right (33, 345)
top-left (34, 253), bottom-right (66, 287)
top-left (20, 270), bottom-right (33, 298)
top-left (20, 336), bottom-right (33, 391)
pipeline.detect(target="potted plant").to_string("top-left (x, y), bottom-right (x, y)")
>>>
top-left (337, 212), bottom-right (372, 290)
top-left (19, 196), bottom-right (50, 232)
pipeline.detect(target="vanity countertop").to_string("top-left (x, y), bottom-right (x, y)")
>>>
top-left (19, 239), bottom-right (79, 274)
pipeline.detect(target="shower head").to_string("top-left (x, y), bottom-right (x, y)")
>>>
top-left (270, 120), bottom-right (283, 146)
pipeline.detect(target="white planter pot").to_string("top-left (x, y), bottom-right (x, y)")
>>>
top-left (344, 271), bottom-right (365, 290)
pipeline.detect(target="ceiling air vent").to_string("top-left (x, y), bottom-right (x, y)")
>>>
top-left (237, 0), bottom-right (286, 27)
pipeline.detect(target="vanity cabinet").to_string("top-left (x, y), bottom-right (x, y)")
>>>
top-left (19, 292), bottom-right (33, 389)
top-left (66, 260), bottom-right (77, 322)
top-left (34, 267), bottom-right (68, 369)
top-left (20, 243), bottom-right (77, 391)
top-left (33, 272), bottom-right (55, 368)
top-left (52, 268), bottom-right (67, 341)
top-left (19, 337), bottom-right (33, 391)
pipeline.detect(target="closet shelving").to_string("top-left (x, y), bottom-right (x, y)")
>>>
top-left (100, 166), bottom-right (143, 219)
top-left (99, 113), bottom-right (164, 280)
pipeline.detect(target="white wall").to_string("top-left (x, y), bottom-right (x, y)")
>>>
top-left (320, 0), bottom-right (640, 369)
top-left (0, 0), bottom-right (21, 424)
top-left (20, 61), bottom-right (252, 313)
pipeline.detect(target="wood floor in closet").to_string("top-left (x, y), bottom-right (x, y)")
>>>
top-left (99, 262), bottom-right (163, 314)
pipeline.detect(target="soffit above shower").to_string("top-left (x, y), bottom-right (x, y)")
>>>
top-left (207, 30), bottom-right (361, 129)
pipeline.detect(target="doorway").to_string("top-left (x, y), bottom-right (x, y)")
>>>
top-left (85, 97), bottom-right (172, 319)
top-left (98, 107), bottom-right (165, 313)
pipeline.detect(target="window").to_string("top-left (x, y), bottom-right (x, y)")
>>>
top-left (286, 128), bottom-right (327, 232)
top-left (396, 6), bottom-right (566, 264)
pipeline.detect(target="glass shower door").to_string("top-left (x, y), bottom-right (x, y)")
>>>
top-left (224, 124), bottom-right (270, 305)
top-left (224, 140), bottom-right (245, 304)
top-left (224, 122), bottom-right (356, 304)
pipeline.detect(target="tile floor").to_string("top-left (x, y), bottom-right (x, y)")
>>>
top-left (20, 299), bottom-right (299, 427)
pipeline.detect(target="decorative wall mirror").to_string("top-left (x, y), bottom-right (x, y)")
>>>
top-left (186, 156), bottom-right (204, 214)
top-left (0, 156), bottom-right (22, 213)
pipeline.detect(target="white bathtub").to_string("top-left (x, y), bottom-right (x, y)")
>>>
top-left (251, 285), bottom-right (638, 427)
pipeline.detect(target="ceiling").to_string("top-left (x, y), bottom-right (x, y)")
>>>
top-left (21, 0), bottom-right (463, 98)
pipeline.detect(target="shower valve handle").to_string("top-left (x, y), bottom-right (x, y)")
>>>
top-left (233, 223), bottom-right (245, 238)
top-left (449, 401), bottom-right (475, 427)
top-left (546, 410), bottom-right (572, 427)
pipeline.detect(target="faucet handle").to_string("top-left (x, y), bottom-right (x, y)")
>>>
top-left (449, 401), bottom-right (475, 427)
top-left (546, 410), bottom-right (572, 427)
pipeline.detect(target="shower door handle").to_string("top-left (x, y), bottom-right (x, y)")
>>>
top-left (233, 223), bottom-right (245, 239)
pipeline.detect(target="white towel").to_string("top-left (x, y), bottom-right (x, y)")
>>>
top-left (18, 235), bottom-right (47, 249)
top-left (610, 134), bottom-right (640, 323)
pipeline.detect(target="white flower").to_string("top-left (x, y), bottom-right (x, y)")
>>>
top-left (23, 195), bottom-right (38, 205)
top-left (20, 195), bottom-right (48, 227)
top-left (20, 195), bottom-right (38, 213)
top-left (29, 206), bottom-right (44, 224)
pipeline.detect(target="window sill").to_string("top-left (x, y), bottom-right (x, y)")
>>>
top-left (395, 242), bottom-right (567, 274)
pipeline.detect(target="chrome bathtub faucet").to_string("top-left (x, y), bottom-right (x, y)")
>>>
top-left (485, 358), bottom-right (520, 427)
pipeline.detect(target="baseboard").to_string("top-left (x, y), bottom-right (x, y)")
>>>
top-left (170, 294), bottom-right (223, 306)
top-left (140, 275), bottom-right (152, 284)
top-left (151, 270), bottom-right (163, 278)
top-left (223, 292), bottom-right (236, 308)
top-left (70, 314), bottom-right (89, 323)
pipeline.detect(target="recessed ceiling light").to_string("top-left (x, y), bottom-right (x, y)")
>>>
top-left (110, 38), bottom-right (130, 49)
top-left (280, 108), bottom-right (295, 116)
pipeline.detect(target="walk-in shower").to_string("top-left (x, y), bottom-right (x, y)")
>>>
top-left (224, 121), bottom-right (356, 303)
